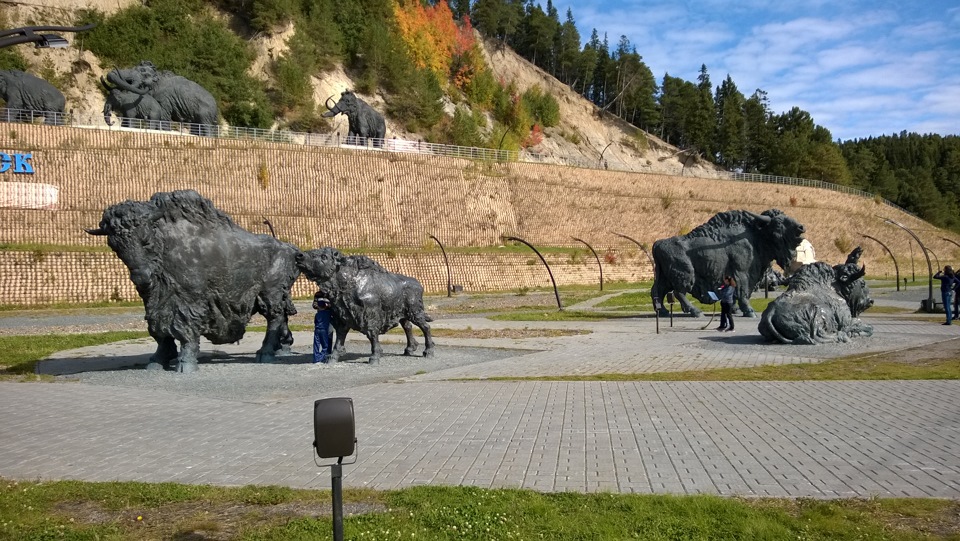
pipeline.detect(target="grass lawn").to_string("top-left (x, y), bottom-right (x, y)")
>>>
top-left (1, 479), bottom-right (957, 540)
top-left (0, 331), bottom-right (150, 379)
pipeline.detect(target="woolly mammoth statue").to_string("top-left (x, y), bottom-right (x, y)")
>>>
top-left (0, 70), bottom-right (65, 125)
top-left (101, 77), bottom-right (169, 130)
top-left (322, 90), bottom-right (386, 146)
top-left (103, 61), bottom-right (219, 136)
top-left (651, 209), bottom-right (806, 317)
top-left (86, 190), bottom-right (301, 373)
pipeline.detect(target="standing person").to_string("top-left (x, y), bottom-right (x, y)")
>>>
top-left (716, 276), bottom-right (737, 332)
top-left (953, 270), bottom-right (960, 321)
top-left (934, 266), bottom-right (958, 325)
top-left (312, 290), bottom-right (333, 363)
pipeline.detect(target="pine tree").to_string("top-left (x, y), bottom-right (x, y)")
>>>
top-left (714, 74), bottom-right (745, 169)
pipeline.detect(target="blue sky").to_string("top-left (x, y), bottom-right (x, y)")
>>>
top-left (551, 1), bottom-right (960, 141)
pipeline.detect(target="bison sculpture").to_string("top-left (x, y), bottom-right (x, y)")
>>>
top-left (296, 247), bottom-right (434, 365)
top-left (86, 190), bottom-right (300, 373)
top-left (758, 247), bottom-right (873, 344)
top-left (651, 209), bottom-right (806, 317)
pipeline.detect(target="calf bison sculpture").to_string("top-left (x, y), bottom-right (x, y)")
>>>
top-left (758, 247), bottom-right (873, 344)
top-left (86, 190), bottom-right (300, 373)
top-left (296, 247), bottom-right (434, 365)
top-left (651, 209), bottom-right (806, 317)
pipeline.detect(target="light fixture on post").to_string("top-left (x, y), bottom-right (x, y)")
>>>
top-left (0, 24), bottom-right (95, 50)
top-left (313, 397), bottom-right (358, 541)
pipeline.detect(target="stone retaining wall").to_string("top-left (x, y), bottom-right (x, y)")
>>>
top-left (0, 124), bottom-right (953, 305)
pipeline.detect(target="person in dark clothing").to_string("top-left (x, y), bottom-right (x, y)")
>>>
top-left (716, 276), bottom-right (737, 332)
top-left (312, 290), bottom-right (333, 363)
top-left (933, 266), bottom-right (958, 325)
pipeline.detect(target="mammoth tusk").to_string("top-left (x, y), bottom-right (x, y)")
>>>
top-left (325, 96), bottom-right (336, 110)
top-left (85, 227), bottom-right (107, 236)
top-left (99, 75), bottom-right (112, 90)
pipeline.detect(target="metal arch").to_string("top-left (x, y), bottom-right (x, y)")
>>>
top-left (571, 236), bottom-right (603, 291)
top-left (612, 232), bottom-right (655, 275)
top-left (883, 218), bottom-right (934, 311)
top-left (598, 143), bottom-right (613, 168)
top-left (928, 248), bottom-right (941, 272)
top-left (429, 234), bottom-right (453, 297)
top-left (502, 235), bottom-right (562, 310)
top-left (861, 234), bottom-right (899, 291)
top-left (942, 237), bottom-right (960, 257)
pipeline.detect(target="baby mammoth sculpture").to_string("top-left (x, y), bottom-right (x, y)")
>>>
top-left (101, 76), bottom-right (169, 130)
top-left (86, 190), bottom-right (300, 373)
top-left (323, 90), bottom-right (386, 146)
top-left (296, 247), bottom-right (434, 365)
top-left (103, 61), bottom-right (219, 136)
top-left (758, 247), bottom-right (873, 344)
top-left (651, 209), bottom-right (806, 317)
top-left (0, 70), bottom-right (65, 125)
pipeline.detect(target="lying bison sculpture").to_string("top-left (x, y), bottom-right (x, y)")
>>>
top-left (758, 247), bottom-right (873, 344)
top-left (87, 190), bottom-right (300, 373)
top-left (296, 247), bottom-right (434, 365)
top-left (651, 209), bottom-right (806, 317)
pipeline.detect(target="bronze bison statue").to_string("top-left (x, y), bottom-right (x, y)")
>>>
top-left (296, 247), bottom-right (434, 365)
top-left (758, 247), bottom-right (873, 344)
top-left (87, 190), bottom-right (300, 373)
top-left (651, 209), bottom-right (806, 317)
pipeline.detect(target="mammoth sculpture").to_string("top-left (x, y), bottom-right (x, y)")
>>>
top-left (101, 77), bottom-right (169, 130)
top-left (296, 247), bottom-right (434, 365)
top-left (758, 247), bottom-right (874, 344)
top-left (651, 209), bottom-right (806, 317)
top-left (323, 90), bottom-right (386, 146)
top-left (103, 61), bottom-right (219, 136)
top-left (0, 70), bottom-right (65, 125)
top-left (86, 190), bottom-right (300, 373)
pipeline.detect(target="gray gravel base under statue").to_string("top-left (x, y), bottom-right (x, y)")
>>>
top-left (87, 190), bottom-right (300, 373)
top-left (651, 209), bottom-right (806, 317)
top-left (296, 247), bottom-right (434, 365)
top-left (759, 247), bottom-right (874, 344)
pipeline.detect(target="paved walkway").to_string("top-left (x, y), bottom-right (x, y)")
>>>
top-left (1, 288), bottom-right (959, 499)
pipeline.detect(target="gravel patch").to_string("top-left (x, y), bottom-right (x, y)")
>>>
top-left (56, 341), bottom-right (529, 403)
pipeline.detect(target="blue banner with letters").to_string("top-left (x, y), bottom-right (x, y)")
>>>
top-left (0, 152), bottom-right (34, 174)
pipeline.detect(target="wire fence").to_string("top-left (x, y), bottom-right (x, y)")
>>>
top-left (1, 106), bottom-right (915, 217)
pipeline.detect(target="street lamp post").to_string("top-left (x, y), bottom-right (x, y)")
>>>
top-left (0, 24), bottom-right (95, 49)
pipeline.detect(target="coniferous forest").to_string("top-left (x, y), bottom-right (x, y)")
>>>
top-left (1, 0), bottom-right (957, 230)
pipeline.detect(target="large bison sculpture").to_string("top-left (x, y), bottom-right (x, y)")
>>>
top-left (758, 247), bottom-right (873, 344)
top-left (651, 209), bottom-right (806, 317)
top-left (86, 190), bottom-right (300, 373)
top-left (296, 247), bottom-right (434, 365)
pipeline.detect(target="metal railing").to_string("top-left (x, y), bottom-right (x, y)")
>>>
top-left (0, 107), bottom-right (914, 217)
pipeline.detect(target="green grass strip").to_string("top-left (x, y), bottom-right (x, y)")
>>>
top-left (0, 331), bottom-right (150, 376)
top-left (0, 479), bottom-right (956, 540)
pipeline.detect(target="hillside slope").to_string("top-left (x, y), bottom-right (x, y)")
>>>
top-left (2, 0), bottom-right (721, 178)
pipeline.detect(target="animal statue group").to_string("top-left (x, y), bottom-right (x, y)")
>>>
top-left (103, 61), bottom-right (219, 136)
top-left (0, 70), bottom-right (65, 125)
top-left (86, 190), bottom-right (300, 373)
top-left (322, 90), bottom-right (386, 146)
top-left (759, 247), bottom-right (874, 344)
top-left (651, 209), bottom-right (806, 317)
top-left (296, 247), bottom-right (434, 365)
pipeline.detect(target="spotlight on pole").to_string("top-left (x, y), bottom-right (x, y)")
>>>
top-left (313, 397), bottom-right (357, 541)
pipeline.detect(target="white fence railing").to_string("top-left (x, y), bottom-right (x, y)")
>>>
top-left (1, 107), bottom-right (915, 218)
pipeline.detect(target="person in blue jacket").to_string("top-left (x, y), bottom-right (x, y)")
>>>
top-left (312, 291), bottom-right (334, 363)
top-left (933, 266), bottom-right (958, 325)
top-left (716, 276), bottom-right (737, 332)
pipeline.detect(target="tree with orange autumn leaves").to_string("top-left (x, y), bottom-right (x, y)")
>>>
top-left (393, 0), bottom-right (486, 92)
